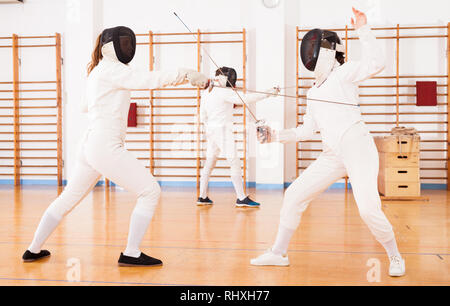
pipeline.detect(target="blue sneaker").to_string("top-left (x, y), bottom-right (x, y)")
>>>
top-left (236, 196), bottom-right (260, 208)
top-left (197, 196), bottom-right (214, 206)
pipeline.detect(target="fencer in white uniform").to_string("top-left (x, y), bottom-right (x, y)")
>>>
top-left (22, 26), bottom-right (209, 266)
top-left (251, 9), bottom-right (405, 276)
top-left (198, 67), bottom-right (279, 207)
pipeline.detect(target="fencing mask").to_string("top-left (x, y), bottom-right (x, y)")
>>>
top-left (215, 67), bottom-right (237, 88)
top-left (100, 26), bottom-right (136, 64)
top-left (300, 29), bottom-right (345, 87)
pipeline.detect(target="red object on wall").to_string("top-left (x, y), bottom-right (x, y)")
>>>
top-left (416, 81), bottom-right (437, 106)
top-left (127, 102), bottom-right (137, 127)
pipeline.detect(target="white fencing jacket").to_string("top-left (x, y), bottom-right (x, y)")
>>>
top-left (83, 42), bottom-right (185, 139)
top-left (278, 25), bottom-right (385, 152)
top-left (200, 83), bottom-right (267, 132)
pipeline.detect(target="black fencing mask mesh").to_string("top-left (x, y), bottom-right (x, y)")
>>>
top-left (300, 28), bottom-right (342, 71)
top-left (100, 26), bottom-right (136, 64)
top-left (215, 67), bottom-right (237, 88)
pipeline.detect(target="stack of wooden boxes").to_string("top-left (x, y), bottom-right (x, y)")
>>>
top-left (374, 134), bottom-right (421, 197)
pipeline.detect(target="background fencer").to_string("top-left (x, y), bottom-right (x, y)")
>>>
top-left (197, 67), bottom-right (279, 207)
top-left (251, 8), bottom-right (405, 277)
top-left (22, 26), bottom-right (209, 267)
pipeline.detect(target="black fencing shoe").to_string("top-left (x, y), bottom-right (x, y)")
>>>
top-left (118, 252), bottom-right (163, 267)
top-left (236, 196), bottom-right (260, 208)
top-left (196, 196), bottom-right (214, 206)
top-left (22, 250), bottom-right (51, 262)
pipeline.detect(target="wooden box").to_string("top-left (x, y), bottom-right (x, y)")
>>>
top-left (375, 134), bottom-right (421, 197)
top-left (379, 152), bottom-right (420, 168)
top-left (374, 135), bottom-right (420, 153)
top-left (379, 167), bottom-right (419, 182)
top-left (378, 180), bottom-right (420, 197)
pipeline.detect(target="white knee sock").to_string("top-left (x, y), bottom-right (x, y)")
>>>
top-left (28, 211), bottom-right (62, 253)
top-left (199, 172), bottom-right (211, 199)
top-left (123, 210), bottom-right (152, 258)
top-left (272, 224), bottom-right (295, 256)
top-left (199, 157), bottom-right (217, 199)
top-left (381, 238), bottom-right (401, 258)
top-left (231, 175), bottom-right (246, 201)
top-left (229, 157), bottom-right (246, 201)
top-left (123, 188), bottom-right (159, 258)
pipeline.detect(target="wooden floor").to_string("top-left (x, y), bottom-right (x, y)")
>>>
top-left (0, 185), bottom-right (448, 286)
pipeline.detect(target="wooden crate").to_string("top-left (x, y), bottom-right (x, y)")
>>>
top-left (376, 134), bottom-right (421, 198)
top-left (379, 167), bottom-right (420, 182)
top-left (374, 135), bottom-right (420, 153)
top-left (378, 180), bottom-right (421, 197)
top-left (379, 152), bottom-right (419, 168)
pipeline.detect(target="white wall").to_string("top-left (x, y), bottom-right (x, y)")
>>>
top-left (0, 0), bottom-right (66, 182)
top-left (0, 0), bottom-right (449, 186)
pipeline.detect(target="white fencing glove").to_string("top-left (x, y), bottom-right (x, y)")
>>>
top-left (256, 120), bottom-right (274, 144)
top-left (256, 124), bottom-right (299, 144)
top-left (178, 68), bottom-right (209, 89)
top-left (184, 69), bottom-right (209, 89)
top-left (188, 71), bottom-right (209, 88)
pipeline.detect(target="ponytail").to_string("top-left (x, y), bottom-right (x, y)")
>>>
top-left (87, 34), bottom-right (103, 75)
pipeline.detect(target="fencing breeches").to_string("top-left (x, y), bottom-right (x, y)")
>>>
top-left (280, 122), bottom-right (395, 244)
top-left (199, 128), bottom-right (246, 200)
top-left (28, 130), bottom-right (160, 256)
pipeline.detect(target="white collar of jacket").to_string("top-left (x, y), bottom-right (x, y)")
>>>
top-left (314, 58), bottom-right (340, 88)
top-left (101, 42), bottom-right (119, 63)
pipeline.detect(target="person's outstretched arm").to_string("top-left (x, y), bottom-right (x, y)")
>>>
top-left (277, 106), bottom-right (317, 143)
top-left (224, 87), bottom-right (279, 105)
top-left (337, 8), bottom-right (385, 83)
top-left (109, 66), bottom-right (208, 90)
top-left (257, 104), bottom-right (317, 144)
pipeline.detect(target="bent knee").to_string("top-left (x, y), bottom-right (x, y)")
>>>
top-left (280, 199), bottom-right (308, 217)
top-left (228, 159), bottom-right (241, 176)
top-left (280, 198), bottom-right (309, 230)
top-left (136, 183), bottom-right (160, 215)
top-left (281, 192), bottom-right (310, 217)
top-left (201, 165), bottom-right (214, 175)
top-left (284, 187), bottom-right (308, 208)
top-left (358, 206), bottom-right (379, 221)
top-left (46, 202), bottom-right (68, 220)
top-left (140, 181), bottom-right (161, 199)
top-left (46, 188), bottom-right (85, 219)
